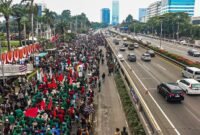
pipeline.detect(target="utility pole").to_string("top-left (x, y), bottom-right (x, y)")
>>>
top-left (24, 23), bottom-right (26, 46)
top-left (31, 12), bottom-right (34, 43)
top-left (0, 42), bottom-right (5, 86)
top-left (75, 16), bottom-right (78, 33)
top-left (177, 22), bottom-right (180, 41)
top-left (160, 20), bottom-right (163, 48)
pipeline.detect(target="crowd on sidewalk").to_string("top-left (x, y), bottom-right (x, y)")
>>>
top-left (0, 32), bottom-right (106, 135)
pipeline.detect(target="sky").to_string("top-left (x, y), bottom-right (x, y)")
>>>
top-left (14, 0), bottom-right (158, 22)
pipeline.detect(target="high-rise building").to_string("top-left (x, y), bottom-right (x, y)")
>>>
top-left (112, 0), bottom-right (119, 25)
top-left (139, 8), bottom-right (147, 22)
top-left (161, 0), bottom-right (195, 16)
top-left (37, 3), bottom-right (47, 17)
top-left (194, 0), bottom-right (200, 17)
top-left (101, 8), bottom-right (110, 25)
top-left (146, 1), bottom-right (162, 21)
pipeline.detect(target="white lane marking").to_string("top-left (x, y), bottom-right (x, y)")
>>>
top-left (156, 64), bottom-right (167, 71)
top-left (184, 106), bottom-right (200, 123)
top-left (124, 60), bottom-right (181, 135)
top-left (140, 77), bottom-right (154, 80)
top-left (148, 88), bottom-right (157, 91)
top-left (137, 62), bottom-right (160, 83)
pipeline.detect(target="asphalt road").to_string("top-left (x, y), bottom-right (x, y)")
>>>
top-left (112, 30), bottom-right (200, 62)
top-left (140, 35), bottom-right (200, 62)
top-left (107, 37), bottom-right (200, 135)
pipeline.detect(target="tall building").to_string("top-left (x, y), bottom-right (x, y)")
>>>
top-left (139, 8), bottom-right (147, 22)
top-left (194, 0), bottom-right (200, 17)
top-left (161, 0), bottom-right (195, 16)
top-left (146, 1), bottom-right (162, 21)
top-left (37, 3), bottom-right (47, 17)
top-left (112, 0), bottom-right (119, 25)
top-left (101, 8), bottom-right (110, 25)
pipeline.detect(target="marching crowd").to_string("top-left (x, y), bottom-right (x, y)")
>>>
top-left (0, 32), bottom-right (106, 135)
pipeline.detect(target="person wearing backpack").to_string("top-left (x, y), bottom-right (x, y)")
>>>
top-left (121, 127), bottom-right (128, 135)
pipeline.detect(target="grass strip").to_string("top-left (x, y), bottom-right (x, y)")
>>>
top-left (114, 73), bottom-right (146, 135)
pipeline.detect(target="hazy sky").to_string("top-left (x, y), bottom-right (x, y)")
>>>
top-left (14, 0), bottom-right (158, 22)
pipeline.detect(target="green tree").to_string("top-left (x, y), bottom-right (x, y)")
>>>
top-left (12, 4), bottom-right (27, 46)
top-left (0, 0), bottom-right (13, 51)
top-left (125, 14), bottom-right (133, 24)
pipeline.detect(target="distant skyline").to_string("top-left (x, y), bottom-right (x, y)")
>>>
top-left (12, 0), bottom-right (200, 22)
top-left (14, 0), bottom-right (158, 22)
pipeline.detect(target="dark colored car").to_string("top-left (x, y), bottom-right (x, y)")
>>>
top-left (157, 83), bottom-right (184, 102)
top-left (127, 53), bottom-right (136, 62)
top-left (146, 49), bottom-right (155, 57)
top-left (123, 42), bottom-right (129, 47)
top-left (188, 49), bottom-right (200, 57)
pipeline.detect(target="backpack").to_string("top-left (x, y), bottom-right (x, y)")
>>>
top-left (121, 131), bottom-right (128, 135)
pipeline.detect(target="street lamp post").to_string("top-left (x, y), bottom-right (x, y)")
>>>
top-left (177, 15), bottom-right (180, 42)
top-left (160, 19), bottom-right (163, 48)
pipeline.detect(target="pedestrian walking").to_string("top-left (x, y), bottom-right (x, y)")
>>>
top-left (98, 80), bottom-right (101, 92)
top-left (121, 127), bottom-right (128, 135)
top-left (114, 128), bottom-right (121, 135)
top-left (101, 58), bottom-right (104, 65)
top-left (102, 73), bottom-right (105, 82)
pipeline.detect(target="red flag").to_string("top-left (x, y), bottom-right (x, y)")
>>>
top-left (40, 100), bottom-right (46, 110)
top-left (69, 77), bottom-right (73, 85)
top-left (47, 99), bottom-right (53, 110)
top-left (43, 74), bottom-right (47, 82)
top-left (25, 107), bottom-right (38, 118)
top-left (58, 74), bottom-right (64, 82)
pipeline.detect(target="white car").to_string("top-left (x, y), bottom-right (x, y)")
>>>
top-left (141, 53), bottom-right (151, 61)
top-left (117, 53), bottom-right (124, 61)
top-left (177, 79), bottom-right (200, 95)
top-left (134, 43), bottom-right (139, 48)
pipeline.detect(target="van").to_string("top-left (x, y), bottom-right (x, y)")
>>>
top-left (182, 67), bottom-right (200, 81)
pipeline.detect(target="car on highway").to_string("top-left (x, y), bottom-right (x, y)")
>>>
top-left (117, 53), bottom-right (124, 61)
top-left (123, 42), bottom-right (129, 47)
top-left (187, 49), bottom-right (200, 57)
top-left (127, 53), bottom-right (136, 62)
top-left (128, 44), bottom-right (135, 50)
top-left (146, 49), bottom-right (155, 57)
top-left (177, 79), bottom-right (200, 95)
top-left (157, 83), bottom-right (184, 102)
top-left (141, 53), bottom-right (151, 61)
top-left (113, 39), bottom-right (119, 45)
top-left (182, 67), bottom-right (200, 81)
top-left (133, 43), bottom-right (139, 48)
top-left (119, 47), bottom-right (126, 51)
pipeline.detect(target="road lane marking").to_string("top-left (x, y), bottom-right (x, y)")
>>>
top-left (124, 60), bottom-right (181, 135)
top-left (137, 62), bottom-right (160, 83)
top-left (140, 77), bottom-right (154, 80)
top-left (156, 64), bottom-right (167, 71)
top-left (148, 88), bottom-right (157, 91)
top-left (184, 106), bottom-right (200, 123)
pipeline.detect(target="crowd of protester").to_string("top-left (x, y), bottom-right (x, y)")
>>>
top-left (0, 32), bottom-right (106, 135)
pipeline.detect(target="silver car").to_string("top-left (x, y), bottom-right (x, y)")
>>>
top-left (141, 53), bottom-right (151, 61)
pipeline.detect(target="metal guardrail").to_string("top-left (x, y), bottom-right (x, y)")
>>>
top-left (106, 38), bottom-right (162, 135)
top-left (110, 30), bottom-right (188, 68)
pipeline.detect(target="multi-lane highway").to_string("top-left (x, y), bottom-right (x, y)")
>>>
top-left (112, 30), bottom-right (200, 62)
top-left (106, 36), bottom-right (200, 135)
top-left (140, 35), bottom-right (200, 62)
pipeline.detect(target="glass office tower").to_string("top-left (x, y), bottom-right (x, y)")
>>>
top-left (112, 0), bottom-right (119, 25)
top-left (101, 8), bottom-right (110, 25)
top-left (161, 0), bottom-right (195, 16)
